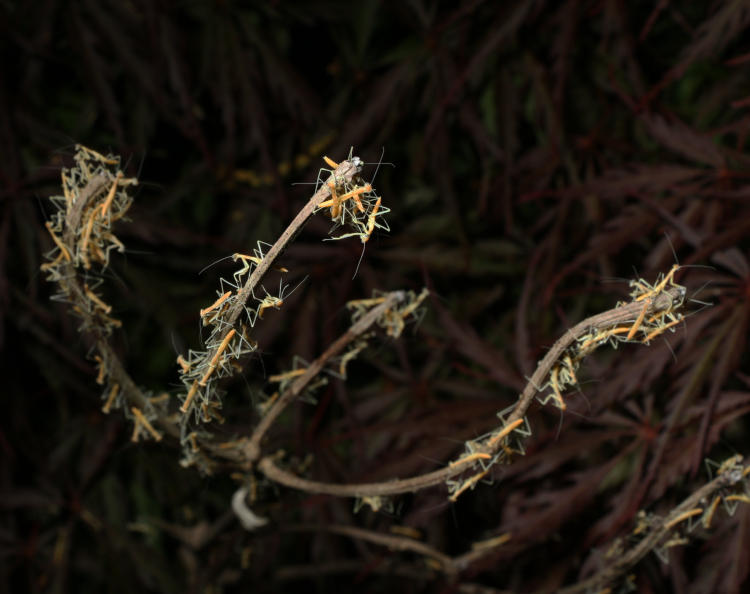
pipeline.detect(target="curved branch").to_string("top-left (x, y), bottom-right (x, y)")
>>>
top-left (258, 287), bottom-right (685, 497)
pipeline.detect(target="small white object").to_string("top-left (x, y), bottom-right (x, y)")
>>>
top-left (232, 487), bottom-right (268, 531)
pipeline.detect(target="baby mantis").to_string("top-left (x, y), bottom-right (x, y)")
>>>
top-left (231, 247), bottom-right (288, 288)
top-left (626, 264), bottom-right (684, 340)
top-left (200, 291), bottom-right (232, 320)
top-left (316, 155), bottom-right (388, 243)
top-left (245, 275), bottom-right (307, 326)
top-left (318, 183), bottom-right (371, 216)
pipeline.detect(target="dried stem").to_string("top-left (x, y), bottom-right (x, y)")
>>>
top-left (556, 459), bottom-right (748, 594)
top-left (285, 524), bottom-right (456, 573)
top-left (243, 290), bottom-right (405, 463)
top-left (226, 159), bottom-right (360, 329)
top-left (257, 287), bottom-right (684, 498)
top-left (177, 158), bottom-right (361, 427)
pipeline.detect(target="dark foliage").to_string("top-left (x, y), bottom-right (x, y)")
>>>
top-left (3, 1), bottom-right (750, 592)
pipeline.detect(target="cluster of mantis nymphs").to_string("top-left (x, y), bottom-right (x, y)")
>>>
top-left (41, 145), bottom-right (403, 464)
top-left (39, 146), bottom-right (166, 441)
top-left (444, 265), bottom-right (687, 503)
top-left (41, 146), bottom-right (749, 591)
top-left (542, 264), bottom-right (686, 412)
top-left (175, 152), bottom-right (395, 468)
top-left (40, 146), bottom-right (137, 332)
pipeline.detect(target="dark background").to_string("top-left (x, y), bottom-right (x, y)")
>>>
top-left (3, 1), bottom-right (750, 592)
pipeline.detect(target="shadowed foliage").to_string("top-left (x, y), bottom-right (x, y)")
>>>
top-left (3, 1), bottom-right (750, 593)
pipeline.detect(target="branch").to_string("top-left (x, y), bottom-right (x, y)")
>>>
top-left (256, 286), bottom-right (686, 497)
top-left (242, 290), bottom-right (406, 463)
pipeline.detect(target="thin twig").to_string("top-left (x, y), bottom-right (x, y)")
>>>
top-left (243, 290), bottom-right (405, 463)
top-left (285, 524), bottom-right (456, 573)
top-left (227, 159), bottom-right (361, 329)
top-left (556, 461), bottom-right (747, 594)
